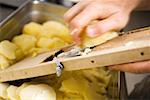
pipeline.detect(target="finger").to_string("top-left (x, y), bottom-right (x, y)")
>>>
top-left (70, 28), bottom-right (83, 44)
top-left (64, 0), bottom-right (91, 23)
top-left (86, 13), bottom-right (129, 37)
top-left (69, 2), bottom-right (111, 29)
top-left (109, 60), bottom-right (150, 73)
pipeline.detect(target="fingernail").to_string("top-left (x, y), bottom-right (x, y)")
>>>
top-left (87, 26), bottom-right (96, 37)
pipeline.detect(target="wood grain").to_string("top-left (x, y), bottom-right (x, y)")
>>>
top-left (0, 27), bottom-right (149, 82)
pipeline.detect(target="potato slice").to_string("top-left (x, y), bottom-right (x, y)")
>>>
top-left (7, 85), bottom-right (19, 100)
top-left (12, 34), bottom-right (37, 55)
top-left (0, 55), bottom-right (10, 69)
top-left (37, 37), bottom-right (68, 49)
top-left (42, 21), bottom-right (73, 43)
top-left (16, 83), bottom-right (30, 95)
top-left (23, 22), bottom-right (43, 38)
top-left (59, 77), bottom-right (82, 94)
top-left (0, 83), bottom-right (9, 99)
top-left (0, 40), bottom-right (18, 60)
top-left (63, 93), bottom-right (84, 100)
top-left (81, 31), bottom-right (118, 47)
top-left (19, 84), bottom-right (56, 100)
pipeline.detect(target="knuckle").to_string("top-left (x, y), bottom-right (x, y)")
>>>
top-left (117, 14), bottom-right (129, 28)
top-left (70, 19), bottom-right (81, 28)
top-left (94, 24), bottom-right (105, 34)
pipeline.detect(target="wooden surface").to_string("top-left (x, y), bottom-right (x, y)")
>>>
top-left (0, 28), bottom-right (150, 82)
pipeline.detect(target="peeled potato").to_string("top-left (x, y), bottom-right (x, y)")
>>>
top-left (0, 83), bottom-right (9, 99)
top-left (29, 47), bottom-right (50, 57)
top-left (51, 38), bottom-right (68, 49)
top-left (7, 85), bottom-right (18, 100)
top-left (37, 37), bottom-right (54, 48)
top-left (81, 31), bottom-right (118, 47)
top-left (12, 34), bottom-right (37, 55)
top-left (16, 83), bottom-right (30, 96)
top-left (0, 40), bottom-right (18, 60)
top-left (23, 22), bottom-right (43, 38)
top-left (37, 37), bottom-right (68, 49)
top-left (15, 49), bottom-right (24, 61)
top-left (19, 84), bottom-right (56, 100)
top-left (0, 55), bottom-right (10, 69)
top-left (42, 21), bottom-right (73, 43)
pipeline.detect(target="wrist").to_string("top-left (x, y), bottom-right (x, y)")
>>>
top-left (121, 0), bottom-right (142, 13)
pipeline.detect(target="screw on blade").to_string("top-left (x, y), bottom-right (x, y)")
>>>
top-left (53, 57), bottom-right (64, 77)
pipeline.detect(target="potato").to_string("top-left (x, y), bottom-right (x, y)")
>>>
top-left (59, 77), bottom-right (82, 94)
top-left (7, 85), bottom-right (18, 100)
top-left (51, 38), bottom-right (68, 49)
top-left (0, 55), bottom-right (10, 70)
top-left (81, 31), bottom-right (118, 47)
top-left (37, 37), bottom-right (68, 49)
top-left (29, 48), bottom-right (50, 57)
top-left (15, 49), bottom-right (25, 61)
top-left (37, 37), bottom-right (54, 48)
top-left (0, 40), bottom-right (18, 60)
top-left (63, 93), bottom-right (84, 100)
top-left (0, 83), bottom-right (9, 99)
top-left (19, 84), bottom-right (56, 100)
top-left (41, 21), bottom-right (73, 43)
top-left (23, 22), bottom-right (43, 38)
top-left (12, 34), bottom-right (37, 55)
top-left (16, 83), bottom-right (30, 96)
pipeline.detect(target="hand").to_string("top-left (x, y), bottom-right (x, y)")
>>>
top-left (64, 0), bottom-right (141, 43)
top-left (109, 60), bottom-right (150, 73)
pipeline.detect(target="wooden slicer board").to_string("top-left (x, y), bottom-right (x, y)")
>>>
top-left (0, 28), bottom-right (150, 82)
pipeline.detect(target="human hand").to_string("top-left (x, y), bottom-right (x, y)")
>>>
top-left (109, 60), bottom-right (150, 73)
top-left (64, 0), bottom-right (141, 43)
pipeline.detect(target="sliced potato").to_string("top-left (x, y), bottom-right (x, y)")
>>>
top-left (23, 22), bottom-right (43, 38)
top-left (63, 93), bottom-right (84, 100)
top-left (12, 34), bottom-right (37, 55)
top-left (0, 40), bottom-right (18, 60)
top-left (42, 21), bottom-right (73, 43)
top-left (51, 38), bottom-right (68, 49)
top-left (59, 77), bottom-right (81, 94)
top-left (0, 83), bottom-right (9, 99)
top-left (81, 31), bottom-right (118, 47)
top-left (0, 55), bottom-right (10, 69)
top-left (16, 83), bottom-right (30, 95)
top-left (19, 84), bottom-right (56, 100)
top-left (7, 85), bottom-right (18, 100)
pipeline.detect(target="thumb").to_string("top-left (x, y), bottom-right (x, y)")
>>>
top-left (86, 14), bottom-right (129, 37)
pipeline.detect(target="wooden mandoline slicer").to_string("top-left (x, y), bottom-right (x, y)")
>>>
top-left (0, 27), bottom-right (149, 82)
